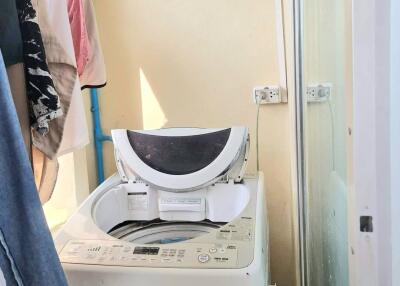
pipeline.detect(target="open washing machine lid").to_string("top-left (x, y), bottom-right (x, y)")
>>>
top-left (111, 127), bottom-right (249, 192)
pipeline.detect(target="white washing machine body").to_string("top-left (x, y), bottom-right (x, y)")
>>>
top-left (53, 127), bottom-right (269, 286)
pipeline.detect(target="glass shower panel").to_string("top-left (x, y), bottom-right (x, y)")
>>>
top-left (303, 0), bottom-right (351, 285)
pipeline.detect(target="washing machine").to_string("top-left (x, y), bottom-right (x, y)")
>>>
top-left (54, 126), bottom-right (269, 286)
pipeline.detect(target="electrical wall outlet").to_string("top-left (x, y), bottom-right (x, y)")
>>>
top-left (253, 86), bottom-right (281, 104)
top-left (306, 83), bottom-right (332, 102)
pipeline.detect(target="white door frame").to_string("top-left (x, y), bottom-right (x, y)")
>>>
top-left (390, 0), bottom-right (400, 284)
top-left (351, 0), bottom-right (399, 285)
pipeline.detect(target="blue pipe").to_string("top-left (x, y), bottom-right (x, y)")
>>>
top-left (90, 88), bottom-right (112, 185)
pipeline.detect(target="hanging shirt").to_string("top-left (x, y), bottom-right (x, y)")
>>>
top-left (31, 0), bottom-right (90, 203)
top-left (0, 51), bottom-right (68, 286)
top-left (0, 0), bottom-right (23, 67)
top-left (32, 0), bottom-right (89, 158)
top-left (15, 0), bottom-right (63, 135)
top-left (80, 0), bottom-right (107, 89)
top-left (67, 0), bottom-right (91, 76)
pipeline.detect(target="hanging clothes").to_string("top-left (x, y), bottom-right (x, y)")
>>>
top-left (31, 0), bottom-right (89, 159)
top-left (80, 0), bottom-right (107, 89)
top-left (15, 0), bottom-right (63, 135)
top-left (67, 0), bottom-right (91, 76)
top-left (0, 51), bottom-right (67, 286)
top-left (30, 0), bottom-right (90, 203)
top-left (0, 0), bottom-right (23, 67)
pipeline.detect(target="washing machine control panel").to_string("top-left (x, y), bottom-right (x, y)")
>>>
top-left (60, 240), bottom-right (238, 268)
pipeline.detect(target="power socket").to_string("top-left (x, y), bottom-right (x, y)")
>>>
top-left (253, 86), bottom-right (281, 104)
top-left (306, 83), bottom-right (332, 102)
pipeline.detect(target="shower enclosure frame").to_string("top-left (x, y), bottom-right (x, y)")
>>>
top-left (292, 0), bottom-right (355, 284)
top-left (292, 0), bottom-right (397, 285)
top-left (292, 0), bottom-right (307, 285)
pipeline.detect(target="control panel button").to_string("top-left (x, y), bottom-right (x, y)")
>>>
top-left (209, 248), bottom-right (217, 253)
top-left (60, 240), bottom-right (238, 268)
top-left (198, 254), bottom-right (210, 263)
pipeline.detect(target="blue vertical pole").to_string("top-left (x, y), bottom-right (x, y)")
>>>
top-left (90, 88), bottom-right (112, 185)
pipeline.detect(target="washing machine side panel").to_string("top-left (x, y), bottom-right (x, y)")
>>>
top-left (62, 263), bottom-right (264, 286)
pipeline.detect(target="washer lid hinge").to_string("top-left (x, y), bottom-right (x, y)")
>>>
top-left (115, 149), bottom-right (135, 183)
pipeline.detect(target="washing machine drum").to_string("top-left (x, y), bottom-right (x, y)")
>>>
top-left (108, 220), bottom-right (223, 244)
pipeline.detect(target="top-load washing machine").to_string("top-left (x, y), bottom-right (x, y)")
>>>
top-left (54, 126), bottom-right (269, 286)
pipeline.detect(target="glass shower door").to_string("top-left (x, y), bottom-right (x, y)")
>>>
top-left (295, 0), bottom-right (352, 285)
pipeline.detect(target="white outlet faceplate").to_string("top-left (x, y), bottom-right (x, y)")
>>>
top-left (306, 83), bottom-right (332, 102)
top-left (253, 86), bottom-right (281, 104)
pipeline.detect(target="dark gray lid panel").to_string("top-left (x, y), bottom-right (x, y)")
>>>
top-left (126, 128), bottom-right (231, 175)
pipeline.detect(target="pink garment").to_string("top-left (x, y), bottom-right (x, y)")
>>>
top-left (67, 0), bottom-right (91, 76)
top-left (80, 0), bottom-right (107, 89)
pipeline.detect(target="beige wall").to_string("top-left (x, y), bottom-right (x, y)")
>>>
top-left (86, 1), bottom-right (296, 285)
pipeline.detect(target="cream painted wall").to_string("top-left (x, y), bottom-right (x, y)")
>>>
top-left (43, 148), bottom-right (90, 231)
top-left (86, 1), bottom-right (296, 285)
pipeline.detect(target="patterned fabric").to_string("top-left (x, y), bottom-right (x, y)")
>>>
top-left (32, 0), bottom-right (89, 159)
top-left (16, 0), bottom-right (63, 135)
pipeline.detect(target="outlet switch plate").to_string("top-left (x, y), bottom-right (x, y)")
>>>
top-left (253, 86), bottom-right (281, 104)
top-left (306, 83), bottom-right (332, 102)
